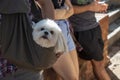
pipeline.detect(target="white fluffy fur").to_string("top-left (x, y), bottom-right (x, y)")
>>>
top-left (32, 19), bottom-right (68, 53)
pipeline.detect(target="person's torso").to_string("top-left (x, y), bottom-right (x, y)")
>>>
top-left (52, 0), bottom-right (68, 24)
top-left (69, 0), bottom-right (99, 31)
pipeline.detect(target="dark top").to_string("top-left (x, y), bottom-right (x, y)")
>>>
top-left (69, 0), bottom-right (99, 31)
top-left (52, 0), bottom-right (65, 9)
top-left (71, 0), bottom-right (93, 6)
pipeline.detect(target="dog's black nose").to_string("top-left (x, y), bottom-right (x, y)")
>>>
top-left (44, 31), bottom-right (48, 35)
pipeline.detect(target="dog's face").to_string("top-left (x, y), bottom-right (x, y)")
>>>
top-left (32, 19), bottom-right (68, 54)
top-left (32, 19), bottom-right (61, 48)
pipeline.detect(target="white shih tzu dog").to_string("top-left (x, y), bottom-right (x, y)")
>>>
top-left (32, 19), bottom-right (68, 54)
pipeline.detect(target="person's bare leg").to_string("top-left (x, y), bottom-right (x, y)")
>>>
top-left (52, 51), bottom-right (79, 80)
top-left (69, 49), bottom-right (80, 80)
top-left (91, 60), bottom-right (111, 80)
top-left (84, 61), bottom-right (95, 80)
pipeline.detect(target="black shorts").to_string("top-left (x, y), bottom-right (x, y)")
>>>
top-left (75, 26), bottom-right (104, 61)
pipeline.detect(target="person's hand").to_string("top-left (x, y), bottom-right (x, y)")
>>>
top-left (64, 5), bottom-right (74, 18)
top-left (98, 1), bottom-right (108, 12)
top-left (88, 1), bottom-right (108, 13)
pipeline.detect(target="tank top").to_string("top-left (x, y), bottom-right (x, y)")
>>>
top-left (52, 0), bottom-right (65, 9)
top-left (30, 0), bottom-right (43, 22)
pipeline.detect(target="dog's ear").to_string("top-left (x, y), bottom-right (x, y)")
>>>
top-left (54, 33), bottom-right (68, 54)
top-left (32, 21), bottom-right (36, 29)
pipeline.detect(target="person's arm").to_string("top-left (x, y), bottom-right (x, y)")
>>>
top-left (54, 0), bottom-right (74, 20)
top-left (73, 0), bottom-right (108, 14)
top-left (36, 0), bottom-right (55, 19)
top-left (35, 0), bottom-right (74, 20)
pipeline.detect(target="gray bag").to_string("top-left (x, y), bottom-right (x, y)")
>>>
top-left (0, 0), bottom-right (57, 71)
top-left (0, 0), bottom-right (29, 14)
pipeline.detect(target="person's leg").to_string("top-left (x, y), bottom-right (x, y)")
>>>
top-left (69, 49), bottom-right (79, 79)
top-left (52, 52), bottom-right (79, 80)
top-left (84, 61), bottom-right (94, 80)
top-left (91, 59), bottom-right (111, 80)
top-left (52, 20), bottom-right (79, 80)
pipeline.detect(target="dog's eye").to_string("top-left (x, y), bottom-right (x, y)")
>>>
top-left (50, 31), bottom-right (54, 34)
top-left (41, 28), bottom-right (44, 31)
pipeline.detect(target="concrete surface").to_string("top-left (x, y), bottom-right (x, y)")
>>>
top-left (107, 9), bottom-right (120, 80)
top-left (108, 39), bottom-right (120, 80)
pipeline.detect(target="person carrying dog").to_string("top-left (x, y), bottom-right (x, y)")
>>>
top-left (0, 0), bottom-right (59, 80)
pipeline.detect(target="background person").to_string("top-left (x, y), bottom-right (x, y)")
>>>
top-left (69, 0), bottom-right (111, 80)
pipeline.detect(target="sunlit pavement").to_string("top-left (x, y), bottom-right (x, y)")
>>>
top-left (107, 14), bottom-right (120, 80)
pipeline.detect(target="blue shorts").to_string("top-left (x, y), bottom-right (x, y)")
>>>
top-left (55, 20), bottom-right (75, 52)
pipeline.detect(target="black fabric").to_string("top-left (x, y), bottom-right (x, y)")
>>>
top-left (0, 13), bottom-right (57, 71)
top-left (52, 0), bottom-right (65, 9)
top-left (71, 0), bottom-right (93, 6)
top-left (69, 23), bottom-right (83, 53)
top-left (74, 26), bottom-right (104, 61)
top-left (30, 0), bottom-right (43, 23)
top-left (0, 15), bottom-right (1, 44)
top-left (0, 0), bottom-right (30, 14)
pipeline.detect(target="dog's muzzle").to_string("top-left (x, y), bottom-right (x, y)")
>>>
top-left (42, 31), bottom-right (49, 39)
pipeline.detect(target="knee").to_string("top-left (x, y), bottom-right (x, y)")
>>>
top-left (94, 63), bottom-right (105, 71)
top-left (92, 60), bottom-right (105, 69)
